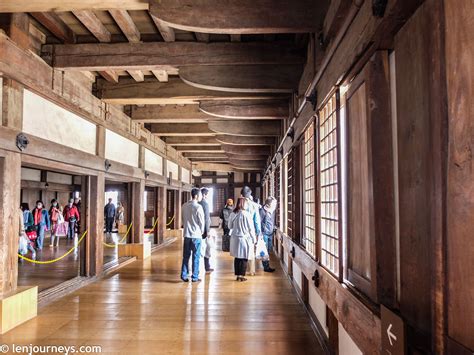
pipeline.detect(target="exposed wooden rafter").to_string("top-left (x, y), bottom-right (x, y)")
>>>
top-left (150, 123), bottom-right (215, 136)
top-left (30, 12), bottom-right (76, 43)
top-left (0, 0), bottom-right (149, 12)
top-left (199, 100), bottom-right (288, 119)
top-left (164, 137), bottom-right (220, 146)
top-left (130, 104), bottom-right (210, 123)
top-left (208, 120), bottom-right (281, 136)
top-left (215, 135), bottom-right (275, 146)
top-left (41, 42), bottom-right (306, 71)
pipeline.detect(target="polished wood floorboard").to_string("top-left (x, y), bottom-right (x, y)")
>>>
top-left (7, 233), bottom-right (324, 354)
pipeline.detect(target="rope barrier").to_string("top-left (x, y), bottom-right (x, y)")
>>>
top-left (103, 223), bottom-right (133, 248)
top-left (166, 215), bottom-right (175, 226)
top-left (18, 231), bottom-right (88, 264)
top-left (144, 217), bottom-right (160, 238)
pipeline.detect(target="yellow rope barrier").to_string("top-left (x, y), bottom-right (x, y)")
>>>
top-left (143, 217), bottom-right (160, 239)
top-left (103, 223), bottom-right (133, 248)
top-left (166, 215), bottom-right (175, 227)
top-left (18, 231), bottom-right (88, 264)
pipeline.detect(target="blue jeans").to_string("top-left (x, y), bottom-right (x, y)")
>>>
top-left (263, 233), bottom-right (273, 254)
top-left (68, 220), bottom-right (76, 239)
top-left (181, 238), bottom-right (202, 281)
top-left (36, 225), bottom-right (46, 250)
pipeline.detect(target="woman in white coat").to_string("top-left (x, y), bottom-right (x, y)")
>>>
top-left (229, 197), bottom-right (256, 282)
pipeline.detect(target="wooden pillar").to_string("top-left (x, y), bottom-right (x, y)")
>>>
top-left (96, 125), bottom-right (105, 158)
top-left (156, 186), bottom-right (166, 244)
top-left (0, 151), bottom-right (21, 297)
top-left (174, 188), bottom-right (182, 229)
top-left (131, 180), bottom-right (145, 243)
top-left (80, 174), bottom-right (104, 276)
top-left (1, 78), bottom-right (23, 130)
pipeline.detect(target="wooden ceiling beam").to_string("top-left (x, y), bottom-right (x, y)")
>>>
top-left (130, 104), bottom-right (210, 123)
top-left (195, 32), bottom-right (210, 42)
top-left (193, 163), bottom-right (235, 173)
top-left (42, 42), bottom-right (305, 71)
top-left (99, 70), bottom-right (119, 83)
top-left (226, 153), bottom-right (269, 161)
top-left (150, 14), bottom-right (175, 42)
top-left (150, 123), bottom-right (215, 136)
top-left (152, 70), bottom-right (168, 82)
top-left (229, 159), bottom-right (266, 169)
top-left (184, 153), bottom-right (228, 159)
top-left (30, 12), bottom-right (76, 43)
top-left (199, 100), bottom-right (288, 119)
top-left (127, 70), bottom-right (145, 82)
top-left (108, 9), bottom-right (140, 43)
top-left (208, 120), bottom-right (281, 136)
top-left (0, 0), bottom-right (149, 12)
top-left (179, 65), bottom-right (302, 93)
top-left (189, 157), bottom-right (230, 162)
top-left (72, 10), bottom-right (111, 42)
top-left (215, 135), bottom-right (275, 146)
top-left (149, 0), bottom-right (328, 34)
top-left (164, 136), bottom-right (220, 146)
top-left (175, 146), bottom-right (224, 152)
top-left (221, 145), bottom-right (271, 155)
top-left (97, 78), bottom-right (286, 105)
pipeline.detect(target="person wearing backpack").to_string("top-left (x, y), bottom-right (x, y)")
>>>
top-left (63, 198), bottom-right (80, 240)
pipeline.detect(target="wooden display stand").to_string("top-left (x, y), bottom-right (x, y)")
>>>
top-left (118, 239), bottom-right (151, 260)
top-left (0, 286), bottom-right (38, 334)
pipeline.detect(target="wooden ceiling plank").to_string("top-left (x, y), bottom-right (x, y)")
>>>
top-left (199, 100), bottom-right (288, 119)
top-left (109, 9), bottom-right (141, 43)
top-left (208, 120), bottom-right (281, 136)
top-left (73, 10), bottom-right (111, 43)
top-left (42, 42), bottom-right (306, 71)
top-left (30, 12), bottom-right (76, 43)
top-left (0, 1), bottom-right (149, 12)
top-left (175, 146), bottom-right (224, 152)
top-left (149, 0), bottom-right (328, 34)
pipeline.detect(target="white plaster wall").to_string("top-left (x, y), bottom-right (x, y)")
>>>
top-left (144, 148), bottom-right (163, 175)
top-left (201, 178), bottom-right (213, 184)
top-left (105, 129), bottom-right (139, 167)
top-left (23, 90), bottom-right (96, 155)
top-left (181, 168), bottom-right (190, 183)
top-left (292, 260), bottom-right (303, 291)
top-left (283, 249), bottom-right (289, 267)
top-left (216, 178), bottom-right (228, 183)
top-left (21, 167), bottom-right (41, 181)
top-left (47, 172), bottom-right (73, 185)
top-left (338, 323), bottom-right (363, 355)
top-left (167, 160), bottom-right (179, 180)
top-left (309, 286), bottom-right (329, 337)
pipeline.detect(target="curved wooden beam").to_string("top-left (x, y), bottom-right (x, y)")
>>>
top-left (208, 120), bottom-right (280, 137)
top-left (216, 135), bottom-right (275, 146)
top-left (221, 145), bottom-right (271, 155)
top-left (199, 100), bottom-right (288, 120)
top-left (149, 0), bottom-right (326, 34)
top-left (229, 159), bottom-right (266, 169)
top-left (179, 65), bottom-right (302, 93)
top-left (226, 153), bottom-right (269, 161)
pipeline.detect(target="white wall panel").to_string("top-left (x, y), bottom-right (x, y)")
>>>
top-left (309, 286), bottom-right (329, 336)
top-left (105, 129), bottom-right (139, 167)
top-left (339, 323), bottom-right (363, 355)
top-left (21, 167), bottom-right (41, 181)
top-left (167, 160), bottom-right (179, 179)
top-left (292, 260), bottom-right (302, 291)
top-left (144, 148), bottom-right (163, 175)
top-left (23, 90), bottom-right (96, 155)
top-left (181, 168), bottom-right (190, 183)
top-left (47, 172), bottom-right (73, 185)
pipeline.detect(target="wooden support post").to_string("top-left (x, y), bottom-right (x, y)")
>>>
top-left (131, 180), bottom-right (145, 243)
top-left (0, 151), bottom-right (21, 297)
top-left (96, 125), bottom-right (105, 158)
top-left (1, 78), bottom-right (23, 130)
top-left (156, 186), bottom-right (166, 244)
top-left (88, 173), bottom-right (104, 275)
top-left (175, 188), bottom-right (182, 230)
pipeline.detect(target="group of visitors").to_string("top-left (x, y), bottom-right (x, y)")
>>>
top-left (18, 198), bottom-right (81, 260)
top-left (180, 185), bottom-right (277, 283)
top-left (104, 198), bottom-right (125, 234)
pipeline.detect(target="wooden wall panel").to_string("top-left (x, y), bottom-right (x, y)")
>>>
top-left (445, 0), bottom-right (474, 350)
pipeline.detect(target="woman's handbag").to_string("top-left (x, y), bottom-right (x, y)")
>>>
top-left (55, 222), bottom-right (69, 237)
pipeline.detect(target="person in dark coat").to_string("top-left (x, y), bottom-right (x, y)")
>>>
top-left (104, 198), bottom-right (116, 234)
top-left (220, 198), bottom-right (234, 251)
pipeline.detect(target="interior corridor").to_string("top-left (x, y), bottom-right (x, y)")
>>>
top-left (1, 235), bottom-right (324, 354)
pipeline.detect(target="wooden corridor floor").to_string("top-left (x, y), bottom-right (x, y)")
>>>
top-left (1, 235), bottom-right (325, 355)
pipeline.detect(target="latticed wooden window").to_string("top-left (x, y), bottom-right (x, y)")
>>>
top-left (214, 187), bottom-right (226, 214)
top-left (319, 93), bottom-right (341, 276)
top-left (275, 165), bottom-right (280, 227)
top-left (303, 121), bottom-right (316, 258)
top-left (287, 149), bottom-right (295, 239)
